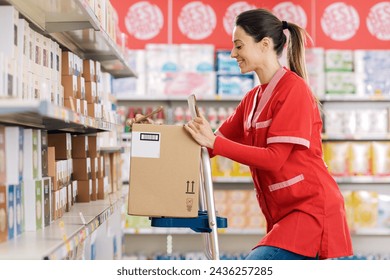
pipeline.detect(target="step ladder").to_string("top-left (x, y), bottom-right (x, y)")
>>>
top-left (150, 94), bottom-right (227, 260)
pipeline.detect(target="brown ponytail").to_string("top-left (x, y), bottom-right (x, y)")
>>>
top-left (285, 22), bottom-right (311, 83)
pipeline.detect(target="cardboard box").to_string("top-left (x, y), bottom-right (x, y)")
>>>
top-left (82, 59), bottom-right (95, 82)
top-left (88, 135), bottom-right (99, 158)
top-left (91, 178), bottom-right (97, 201)
top-left (97, 176), bottom-right (108, 200)
top-left (61, 75), bottom-right (77, 99)
top-left (76, 180), bottom-right (92, 202)
top-left (61, 51), bottom-right (74, 76)
top-left (72, 158), bottom-right (91, 180)
top-left (128, 124), bottom-right (200, 217)
top-left (72, 135), bottom-right (89, 158)
top-left (48, 133), bottom-right (72, 160)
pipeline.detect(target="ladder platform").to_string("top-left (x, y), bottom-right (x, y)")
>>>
top-left (150, 210), bottom-right (228, 233)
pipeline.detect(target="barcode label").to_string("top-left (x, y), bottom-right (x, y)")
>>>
top-left (140, 133), bottom-right (159, 141)
top-left (131, 131), bottom-right (161, 158)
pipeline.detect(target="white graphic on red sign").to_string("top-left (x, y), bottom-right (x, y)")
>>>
top-left (321, 2), bottom-right (359, 41)
top-left (273, 2), bottom-right (307, 28)
top-left (125, 1), bottom-right (164, 40)
top-left (178, 1), bottom-right (216, 40)
top-left (223, 1), bottom-right (256, 35)
top-left (367, 2), bottom-right (390, 41)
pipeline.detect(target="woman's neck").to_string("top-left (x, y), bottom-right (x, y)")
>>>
top-left (255, 60), bottom-right (282, 85)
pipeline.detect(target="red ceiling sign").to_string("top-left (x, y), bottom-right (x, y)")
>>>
top-left (111, 0), bottom-right (390, 50)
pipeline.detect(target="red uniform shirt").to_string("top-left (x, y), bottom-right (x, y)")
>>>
top-left (212, 67), bottom-right (353, 259)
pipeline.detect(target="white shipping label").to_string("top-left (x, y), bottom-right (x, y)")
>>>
top-left (131, 132), bottom-right (161, 158)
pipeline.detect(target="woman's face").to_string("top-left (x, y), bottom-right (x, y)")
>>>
top-left (230, 25), bottom-right (264, 74)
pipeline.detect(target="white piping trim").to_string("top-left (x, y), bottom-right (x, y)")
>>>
top-left (267, 136), bottom-right (310, 148)
top-left (247, 87), bottom-right (259, 130)
top-left (215, 130), bottom-right (225, 138)
top-left (269, 174), bottom-right (305, 192)
top-left (255, 119), bottom-right (272, 129)
top-left (251, 67), bottom-right (286, 128)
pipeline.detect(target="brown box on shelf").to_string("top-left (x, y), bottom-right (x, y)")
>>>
top-left (66, 183), bottom-right (72, 212)
top-left (91, 157), bottom-right (98, 180)
top-left (77, 76), bottom-right (85, 99)
top-left (72, 135), bottom-right (89, 158)
top-left (72, 158), bottom-right (91, 180)
top-left (97, 156), bottom-right (104, 178)
top-left (61, 51), bottom-right (74, 76)
top-left (97, 176), bottom-right (108, 200)
top-left (87, 102), bottom-right (97, 118)
top-left (88, 135), bottom-right (99, 158)
top-left (128, 124), bottom-right (201, 218)
top-left (47, 147), bottom-right (59, 191)
top-left (48, 133), bottom-right (72, 160)
top-left (76, 179), bottom-right (92, 203)
top-left (0, 185), bottom-right (7, 243)
top-left (61, 75), bottom-right (77, 99)
top-left (85, 81), bottom-right (96, 103)
top-left (91, 178), bottom-right (97, 201)
top-left (82, 59), bottom-right (95, 82)
top-left (64, 97), bottom-right (76, 112)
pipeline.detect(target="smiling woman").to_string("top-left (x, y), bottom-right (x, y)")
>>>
top-left (183, 8), bottom-right (353, 260)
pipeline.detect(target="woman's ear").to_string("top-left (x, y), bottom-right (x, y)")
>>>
top-left (260, 37), bottom-right (271, 51)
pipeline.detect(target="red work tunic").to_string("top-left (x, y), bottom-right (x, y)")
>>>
top-left (212, 67), bottom-right (353, 259)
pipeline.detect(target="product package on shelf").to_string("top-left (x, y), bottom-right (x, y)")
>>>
top-left (305, 48), bottom-right (325, 97)
top-left (342, 190), bottom-right (390, 231)
top-left (354, 50), bottom-right (390, 96)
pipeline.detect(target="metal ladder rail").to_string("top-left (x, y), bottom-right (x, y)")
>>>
top-left (199, 147), bottom-right (220, 260)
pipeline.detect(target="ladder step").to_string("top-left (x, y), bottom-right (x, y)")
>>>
top-left (150, 210), bottom-right (228, 233)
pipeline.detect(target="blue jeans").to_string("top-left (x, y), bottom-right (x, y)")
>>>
top-left (245, 246), bottom-right (318, 260)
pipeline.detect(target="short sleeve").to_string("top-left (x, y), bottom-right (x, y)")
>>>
top-left (267, 81), bottom-right (315, 149)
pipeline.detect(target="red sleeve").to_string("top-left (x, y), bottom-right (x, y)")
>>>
top-left (213, 135), bottom-right (294, 171)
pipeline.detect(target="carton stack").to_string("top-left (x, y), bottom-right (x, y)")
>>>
top-left (47, 133), bottom-right (72, 219)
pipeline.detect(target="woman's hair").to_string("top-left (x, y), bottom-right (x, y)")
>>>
top-left (235, 8), bottom-right (311, 83)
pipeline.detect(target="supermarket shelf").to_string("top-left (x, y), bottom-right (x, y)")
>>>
top-left (0, 99), bottom-right (118, 133)
top-left (334, 176), bottom-right (390, 184)
top-left (213, 177), bottom-right (252, 183)
top-left (124, 227), bottom-right (390, 237)
top-left (319, 94), bottom-right (390, 102)
top-left (0, 190), bottom-right (125, 260)
top-left (7, 0), bottom-right (135, 78)
top-left (322, 133), bottom-right (390, 141)
top-left (116, 95), bottom-right (243, 102)
top-left (352, 228), bottom-right (390, 236)
top-left (123, 227), bottom-right (265, 235)
top-left (100, 146), bottom-right (123, 153)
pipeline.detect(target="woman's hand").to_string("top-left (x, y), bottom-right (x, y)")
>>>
top-left (126, 113), bottom-right (155, 126)
top-left (184, 114), bottom-right (216, 149)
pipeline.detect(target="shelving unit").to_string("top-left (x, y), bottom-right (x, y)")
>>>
top-left (0, 100), bottom-right (120, 133)
top-left (0, 0), bottom-right (133, 260)
top-left (5, 0), bottom-right (136, 78)
top-left (0, 190), bottom-right (126, 260)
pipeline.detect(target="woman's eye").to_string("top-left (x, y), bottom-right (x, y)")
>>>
top-left (236, 45), bottom-right (242, 50)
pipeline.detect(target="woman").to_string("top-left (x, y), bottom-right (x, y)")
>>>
top-left (184, 8), bottom-right (353, 260)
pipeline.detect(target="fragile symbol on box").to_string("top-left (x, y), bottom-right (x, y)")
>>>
top-left (186, 180), bottom-right (195, 194)
top-left (186, 198), bottom-right (194, 212)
